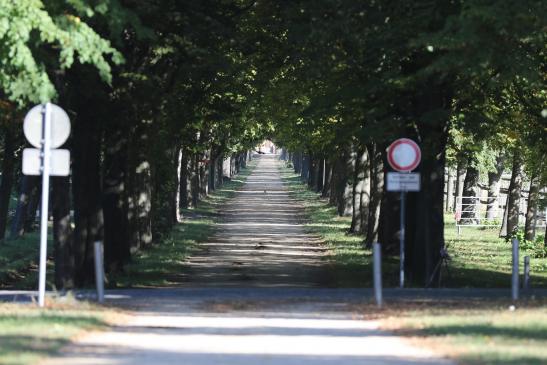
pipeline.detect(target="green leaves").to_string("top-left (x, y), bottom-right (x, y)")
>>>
top-left (0, 0), bottom-right (123, 105)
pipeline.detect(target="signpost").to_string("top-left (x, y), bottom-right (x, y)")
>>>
top-left (22, 103), bottom-right (70, 307)
top-left (386, 138), bottom-right (421, 288)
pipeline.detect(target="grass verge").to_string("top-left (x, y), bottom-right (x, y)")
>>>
top-left (279, 167), bottom-right (398, 287)
top-left (379, 298), bottom-right (547, 365)
top-left (444, 220), bottom-right (547, 287)
top-left (0, 298), bottom-right (117, 365)
top-left (109, 161), bottom-right (256, 288)
top-left (279, 163), bottom-right (547, 288)
top-left (0, 232), bottom-right (54, 289)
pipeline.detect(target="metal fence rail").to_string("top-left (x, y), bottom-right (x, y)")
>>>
top-left (455, 196), bottom-right (547, 235)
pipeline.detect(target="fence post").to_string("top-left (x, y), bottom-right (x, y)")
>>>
top-left (511, 238), bottom-right (519, 301)
top-left (373, 242), bottom-right (383, 308)
top-left (94, 241), bottom-right (105, 303)
top-left (523, 256), bottom-right (530, 290)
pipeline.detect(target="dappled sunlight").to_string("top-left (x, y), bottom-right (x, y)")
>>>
top-left (45, 306), bottom-right (447, 364)
top-left (182, 155), bottom-right (333, 287)
top-left (218, 222), bottom-right (300, 227)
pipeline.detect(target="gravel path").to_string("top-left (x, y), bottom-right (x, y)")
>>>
top-left (41, 154), bottom-right (454, 365)
top-left (181, 154), bottom-right (331, 287)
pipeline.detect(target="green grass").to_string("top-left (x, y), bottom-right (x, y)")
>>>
top-left (0, 232), bottom-right (53, 289)
top-left (381, 299), bottom-right (547, 365)
top-left (279, 163), bottom-right (547, 288)
top-left (0, 300), bottom-right (112, 365)
top-left (109, 162), bottom-right (256, 288)
top-left (279, 169), bottom-right (378, 287)
top-left (445, 219), bottom-right (547, 287)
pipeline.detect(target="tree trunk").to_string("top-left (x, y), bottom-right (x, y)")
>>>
top-left (149, 141), bottom-right (179, 238)
top-left (349, 147), bottom-right (368, 234)
top-left (171, 148), bottom-right (180, 224)
top-left (329, 150), bottom-right (352, 216)
top-left (234, 154), bottom-right (240, 175)
top-left (301, 154), bottom-right (310, 182)
top-left (404, 76), bottom-right (451, 285)
top-left (485, 153), bottom-right (505, 219)
top-left (500, 151), bottom-right (523, 238)
top-left (524, 173), bottom-right (540, 241)
top-left (366, 143), bottom-right (383, 246)
top-left (240, 152), bottom-right (246, 169)
top-left (24, 182), bottom-right (41, 233)
top-left (52, 176), bottom-right (74, 290)
top-left (102, 121), bottom-right (130, 272)
top-left (379, 179), bottom-right (399, 253)
top-left (308, 154), bottom-right (317, 189)
top-left (321, 160), bottom-right (332, 197)
top-left (460, 156), bottom-right (480, 223)
top-left (453, 159), bottom-right (466, 213)
top-left (406, 129), bottom-right (447, 285)
top-left (72, 118), bottom-right (104, 287)
top-left (341, 150), bottom-right (354, 216)
top-left (191, 154), bottom-right (199, 207)
top-left (0, 126), bottom-right (16, 241)
top-left (199, 162), bottom-right (208, 198)
top-left (294, 151), bottom-right (301, 173)
top-left (9, 176), bottom-right (39, 239)
top-left (199, 150), bottom-right (209, 199)
top-left (216, 154), bottom-right (223, 188)
top-left (134, 155), bottom-right (152, 248)
top-left (316, 158), bottom-right (324, 192)
top-left (126, 118), bottom-right (153, 251)
top-left (445, 168), bottom-right (454, 212)
top-left (209, 159), bottom-right (215, 192)
top-left (179, 152), bottom-right (189, 209)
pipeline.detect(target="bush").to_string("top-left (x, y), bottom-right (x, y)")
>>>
top-left (516, 230), bottom-right (546, 259)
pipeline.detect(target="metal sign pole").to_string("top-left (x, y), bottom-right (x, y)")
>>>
top-left (38, 103), bottom-right (52, 307)
top-left (400, 190), bottom-right (406, 288)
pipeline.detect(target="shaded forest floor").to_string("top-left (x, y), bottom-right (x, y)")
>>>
top-left (109, 161), bottom-right (259, 288)
top-left (1, 158), bottom-right (546, 290)
top-left (0, 161), bottom-right (257, 290)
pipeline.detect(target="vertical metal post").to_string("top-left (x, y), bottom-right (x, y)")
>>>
top-left (523, 256), bottom-right (530, 290)
top-left (373, 242), bottom-right (383, 308)
top-left (94, 241), bottom-right (105, 303)
top-left (400, 191), bottom-right (406, 288)
top-left (511, 238), bottom-right (519, 301)
top-left (38, 103), bottom-right (52, 308)
top-left (323, 159), bottom-right (326, 187)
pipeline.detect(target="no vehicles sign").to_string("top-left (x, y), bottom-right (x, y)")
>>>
top-left (386, 138), bottom-right (421, 192)
top-left (387, 138), bottom-right (421, 172)
top-left (385, 138), bottom-right (421, 288)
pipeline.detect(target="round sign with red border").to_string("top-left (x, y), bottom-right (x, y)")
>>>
top-left (387, 138), bottom-right (421, 172)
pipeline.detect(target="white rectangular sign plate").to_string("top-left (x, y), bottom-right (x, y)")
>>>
top-left (22, 148), bottom-right (70, 176)
top-left (386, 172), bottom-right (420, 192)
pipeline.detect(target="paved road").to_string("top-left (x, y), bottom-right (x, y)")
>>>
top-left (39, 154), bottom-right (454, 365)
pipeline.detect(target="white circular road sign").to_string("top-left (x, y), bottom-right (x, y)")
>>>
top-left (387, 138), bottom-right (421, 172)
top-left (23, 103), bottom-right (70, 149)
